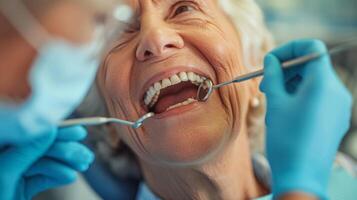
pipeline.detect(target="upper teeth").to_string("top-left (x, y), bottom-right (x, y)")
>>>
top-left (144, 71), bottom-right (207, 107)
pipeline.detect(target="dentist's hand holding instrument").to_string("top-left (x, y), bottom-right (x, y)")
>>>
top-left (260, 39), bottom-right (352, 199)
top-left (0, 126), bottom-right (94, 200)
top-left (193, 38), bottom-right (354, 199)
top-left (0, 0), bottom-right (132, 199)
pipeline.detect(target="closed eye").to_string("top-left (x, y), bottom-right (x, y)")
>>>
top-left (123, 22), bottom-right (140, 34)
top-left (171, 1), bottom-right (198, 18)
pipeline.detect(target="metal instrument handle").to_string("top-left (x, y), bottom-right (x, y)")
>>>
top-left (214, 39), bottom-right (357, 89)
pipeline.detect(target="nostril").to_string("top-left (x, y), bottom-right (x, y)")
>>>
top-left (165, 44), bottom-right (175, 48)
top-left (144, 50), bottom-right (153, 58)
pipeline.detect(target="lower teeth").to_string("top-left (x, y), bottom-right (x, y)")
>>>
top-left (165, 98), bottom-right (197, 111)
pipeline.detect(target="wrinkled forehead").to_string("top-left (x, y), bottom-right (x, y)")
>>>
top-left (122, 0), bottom-right (219, 16)
top-left (22, 0), bottom-right (120, 12)
top-left (123, 0), bottom-right (182, 10)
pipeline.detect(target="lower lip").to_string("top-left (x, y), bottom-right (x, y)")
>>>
top-left (153, 101), bottom-right (202, 119)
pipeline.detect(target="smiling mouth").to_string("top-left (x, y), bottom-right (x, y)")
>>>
top-left (143, 71), bottom-right (208, 114)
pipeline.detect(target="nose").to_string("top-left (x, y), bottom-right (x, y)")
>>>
top-left (136, 24), bottom-right (184, 62)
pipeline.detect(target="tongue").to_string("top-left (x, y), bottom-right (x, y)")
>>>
top-left (154, 85), bottom-right (197, 114)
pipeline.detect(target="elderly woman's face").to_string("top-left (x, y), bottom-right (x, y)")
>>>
top-left (99, 0), bottom-right (252, 164)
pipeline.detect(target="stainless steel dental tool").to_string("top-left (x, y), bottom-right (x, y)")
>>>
top-left (59, 112), bottom-right (155, 129)
top-left (197, 38), bottom-right (357, 102)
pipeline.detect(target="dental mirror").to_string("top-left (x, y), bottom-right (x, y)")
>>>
top-left (197, 38), bottom-right (357, 102)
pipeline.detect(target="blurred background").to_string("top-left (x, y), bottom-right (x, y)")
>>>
top-left (36, 0), bottom-right (357, 199)
top-left (257, 0), bottom-right (357, 161)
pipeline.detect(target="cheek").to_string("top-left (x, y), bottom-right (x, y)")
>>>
top-left (179, 18), bottom-right (247, 94)
top-left (101, 47), bottom-right (139, 123)
top-left (105, 58), bottom-right (131, 103)
top-left (181, 19), bottom-right (250, 133)
top-left (100, 48), bottom-right (155, 158)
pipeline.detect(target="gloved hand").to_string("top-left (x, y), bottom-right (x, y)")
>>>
top-left (0, 126), bottom-right (95, 200)
top-left (259, 39), bottom-right (353, 199)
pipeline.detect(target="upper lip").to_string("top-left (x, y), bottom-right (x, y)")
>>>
top-left (139, 66), bottom-right (212, 108)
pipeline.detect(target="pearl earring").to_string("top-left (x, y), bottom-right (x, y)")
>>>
top-left (251, 97), bottom-right (260, 108)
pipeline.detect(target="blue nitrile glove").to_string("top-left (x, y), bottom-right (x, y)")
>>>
top-left (259, 39), bottom-right (353, 199)
top-left (0, 126), bottom-right (95, 200)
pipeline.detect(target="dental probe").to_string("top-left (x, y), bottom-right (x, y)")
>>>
top-left (197, 38), bottom-right (357, 102)
top-left (59, 112), bottom-right (155, 129)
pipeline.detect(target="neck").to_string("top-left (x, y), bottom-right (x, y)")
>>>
top-left (139, 127), bottom-right (268, 200)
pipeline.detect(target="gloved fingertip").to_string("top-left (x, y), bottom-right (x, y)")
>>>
top-left (87, 150), bottom-right (95, 163)
top-left (264, 54), bottom-right (281, 74)
top-left (258, 80), bottom-right (266, 92)
top-left (78, 162), bottom-right (92, 172)
top-left (73, 126), bottom-right (88, 139)
top-left (307, 39), bottom-right (327, 54)
top-left (62, 170), bottom-right (78, 184)
top-left (260, 54), bottom-right (285, 95)
top-left (57, 126), bottom-right (87, 141)
top-left (73, 148), bottom-right (95, 170)
top-left (77, 154), bottom-right (95, 172)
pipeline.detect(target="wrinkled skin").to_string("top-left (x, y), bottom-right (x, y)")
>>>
top-left (98, 0), bottom-right (259, 165)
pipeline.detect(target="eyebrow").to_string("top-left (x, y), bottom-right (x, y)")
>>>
top-left (151, 0), bottom-right (178, 6)
top-left (151, 0), bottom-right (160, 4)
top-left (131, 0), bottom-right (175, 18)
top-left (132, 0), bottom-right (198, 21)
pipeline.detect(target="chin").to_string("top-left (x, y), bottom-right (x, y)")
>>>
top-left (136, 90), bottom-right (233, 166)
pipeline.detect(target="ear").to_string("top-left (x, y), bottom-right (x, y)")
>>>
top-left (248, 77), bottom-right (263, 101)
top-left (246, 77), bottom-right (266, 154)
